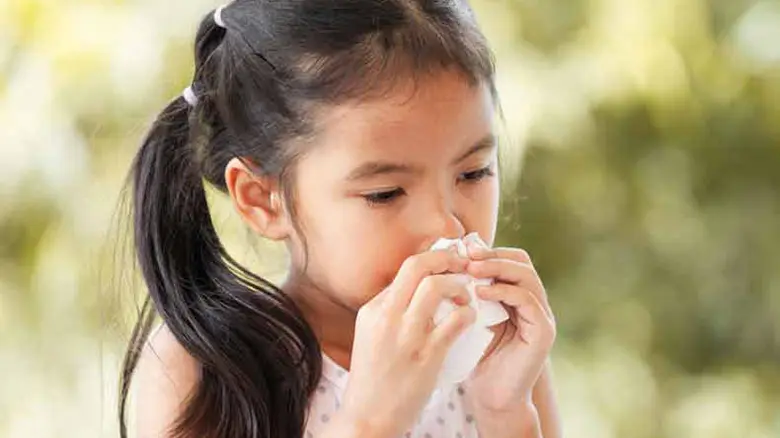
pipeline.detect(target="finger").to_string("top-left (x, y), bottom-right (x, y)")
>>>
top-left (505, 287), bottom-right (555, 348)
top-left (476, 283), bottom-right (552, 326)
top-left (467, 246), bottom-right (532, 264)
top-left (464, 244), bottom-right (552, 318)
top-left (463, 243), bottom-right (545, 306)
top-left (480, 285), bottom-right (555, 348)
top-left (427, 304), bottom-right (477, 355)
top-left (467, 258), bottom-right (551, 318)
top-left (386, 249), bottom-right (469, 311)
top-left (467, 258), bottom-right (539, 288)
top-left (405, 274), bottom-right (471, 334)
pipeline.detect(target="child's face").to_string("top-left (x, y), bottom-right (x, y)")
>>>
top-left (288, 70), bottom-right (499, 310)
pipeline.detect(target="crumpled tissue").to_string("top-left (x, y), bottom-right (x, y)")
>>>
top-left (429, 233), bottom-right (509, 389)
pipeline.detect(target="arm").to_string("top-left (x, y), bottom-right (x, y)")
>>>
top-left (317, 412), bottom-right (395, 438)
top-left (135, 327), bottom-right (389, 438)
top-left (532, 361), bottom-right (562, 438)
top-left (134, 325), bottom-right (200, 438)
top-left (472, 400), bottom-right (542, 438)
top-left (471, 361), bottom-right (562, 438)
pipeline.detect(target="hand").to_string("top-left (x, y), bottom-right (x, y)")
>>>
top-left (463, 240), bottom-right (556, 413)
top-left (335, 249), bottom-right (478, 438)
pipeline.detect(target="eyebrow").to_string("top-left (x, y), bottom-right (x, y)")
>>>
top-left (345, 134), bottom-right (497, 182)
top-left (453, 134), bottom-right (497, 164)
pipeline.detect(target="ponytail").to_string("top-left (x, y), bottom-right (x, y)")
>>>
top-left (118, 94), bottom-right (321, 437)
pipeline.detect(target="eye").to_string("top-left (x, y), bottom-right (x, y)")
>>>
top-left (458, 165), bottom-right (495, 183)
top-left (362, 188), bottom-right (406, 206)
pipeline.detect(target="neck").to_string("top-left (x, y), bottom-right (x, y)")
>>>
top-left (282, 274), bottom-right (356, 370)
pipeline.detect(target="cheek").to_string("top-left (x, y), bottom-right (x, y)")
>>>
top-left (297, 203), bottom-right (414, 307)
top-left (311, 236), bottom-right (410, 309)
top-left (460, 178), bottom-right (500, 242)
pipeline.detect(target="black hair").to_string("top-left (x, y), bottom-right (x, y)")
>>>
top-left (119, 1), bottom-right (495, 437)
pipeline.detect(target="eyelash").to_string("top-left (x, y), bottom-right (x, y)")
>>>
top-left (458, 165), bottom-right (495, 183)
top-left (361, 165), bottom-right (495, 207)
top-left (363, 188), bottom-right (406, 206)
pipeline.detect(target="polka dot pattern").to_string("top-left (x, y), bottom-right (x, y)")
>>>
top-left (303, 355), bottom-right (479, 437)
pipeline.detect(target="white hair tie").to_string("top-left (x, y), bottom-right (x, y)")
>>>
top-left (214, 5), bottom-right (227, 28)
top-left (182, 86), bottom-right (198, 106)
top-left (182, 5), bottom-right (228, 106)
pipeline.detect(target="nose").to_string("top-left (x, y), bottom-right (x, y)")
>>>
top-left (424, 198), bottom-right (466, 244)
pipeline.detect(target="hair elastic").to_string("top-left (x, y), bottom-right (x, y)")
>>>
top-left (182, 5), bottom-right (229, 106)
top-left (214, 5), bottom-right (227, 28)
top-left (182, 85), bottom-right (198, 106)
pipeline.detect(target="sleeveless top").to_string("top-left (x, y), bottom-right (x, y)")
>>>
top-left (303, 355), bottom-right (480, 438)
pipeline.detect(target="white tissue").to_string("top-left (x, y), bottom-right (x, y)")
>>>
top-left (429, 234), bottom-right (509, 389)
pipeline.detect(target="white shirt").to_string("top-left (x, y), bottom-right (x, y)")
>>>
top-left (304, 355), bottom-right (480, 438)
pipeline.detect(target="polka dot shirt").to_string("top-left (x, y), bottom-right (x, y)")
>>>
top-left (304, 355), bottom-right (479, 438)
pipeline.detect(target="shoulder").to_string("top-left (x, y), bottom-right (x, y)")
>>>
top-left (134, 324), bottom-right (200, 437)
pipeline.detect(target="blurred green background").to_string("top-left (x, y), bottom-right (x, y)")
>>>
top-left (1, 0), bottom-right (778, 437)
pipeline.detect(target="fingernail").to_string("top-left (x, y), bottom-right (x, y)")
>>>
top-left (452, 294), bottom-right (471, 306)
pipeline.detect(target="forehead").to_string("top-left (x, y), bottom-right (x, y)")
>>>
top-left (304, 71), bottom-right (496, 168)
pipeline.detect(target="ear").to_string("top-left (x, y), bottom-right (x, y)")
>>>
top-left (224, 157), bottom-right (291, 241)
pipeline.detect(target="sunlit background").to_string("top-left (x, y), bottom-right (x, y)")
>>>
top-left (1, 0), bottom-right (779, 437)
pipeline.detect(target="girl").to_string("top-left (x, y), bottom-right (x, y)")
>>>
top-left (119, 1), bottom-right (560, 437)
